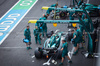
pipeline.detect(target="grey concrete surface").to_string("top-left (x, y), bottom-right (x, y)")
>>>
top-left (0, 0), bottom-right (99, 66)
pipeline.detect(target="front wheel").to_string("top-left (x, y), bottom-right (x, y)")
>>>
top-left (59, 11), bottom-right (67, 19)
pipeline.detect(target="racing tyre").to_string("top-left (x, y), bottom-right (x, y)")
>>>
top-left (57, 49), bottom-right (62, 59)
top-left (35, 48), bottom-right (42, 59)
top-left (59, 11), bottom-right (67, 19)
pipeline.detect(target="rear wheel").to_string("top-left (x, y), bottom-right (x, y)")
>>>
top-left (57, 49), bottom-right (62, 59)
top-left (35, 48), bottom-right (42, 59)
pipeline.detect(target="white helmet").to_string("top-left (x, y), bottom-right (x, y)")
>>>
top-left (62, 37), bottom-right (66, 41)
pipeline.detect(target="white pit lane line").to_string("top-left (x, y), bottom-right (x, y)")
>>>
top-left (68, 47), bottom-right (74, 59)
top-left (0, 0), bottom-right (38, 45)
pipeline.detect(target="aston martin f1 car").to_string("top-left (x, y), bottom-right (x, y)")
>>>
top-left (50, 5), bottom-right (68, 19)
top-left (34, 30), bottom-right (72, 59)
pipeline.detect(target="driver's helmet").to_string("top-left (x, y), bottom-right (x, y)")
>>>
top-left (63, 5), bottom-right (68, 8)
top-left (62, 37), bottom-right (66, 42)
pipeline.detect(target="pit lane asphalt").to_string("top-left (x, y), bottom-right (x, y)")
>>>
top-left (0, 0), bottom-right (97, 66)
top-left (0, 0), bottom-right (18, 18)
